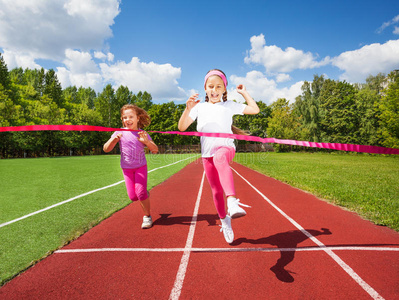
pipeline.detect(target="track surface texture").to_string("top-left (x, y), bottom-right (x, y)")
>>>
top-left (1, 160), bottom-right (398, 299)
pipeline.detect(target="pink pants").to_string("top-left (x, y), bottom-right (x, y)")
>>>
top-left (122, 165), bottom-right (148, 202)
top-left (202, 147), bottom-right (236, 219)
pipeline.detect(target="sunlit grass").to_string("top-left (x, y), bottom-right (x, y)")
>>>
top-left (0, 154), bottom-right (198, 285)
top-left (235, 152), bottom-right (399, 231)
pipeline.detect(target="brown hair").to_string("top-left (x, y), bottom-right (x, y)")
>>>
top-left (120, 104), bottom-right (151, 129)
top-left (204, 69), bottom-right (228, 103)
top-left (231, 125), bottom-right (249, 135)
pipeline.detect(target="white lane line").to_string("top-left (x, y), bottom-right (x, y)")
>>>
top-left (231, 167), bottom-right (385, 300)
top-left (0, 180), bottom-right (125, 229)
top-left (55, 246), bottom-right (399, 254)
top-left (0, 156), bottom-right (197, 229)
top-left (169, 171), bottom-right (205, 300)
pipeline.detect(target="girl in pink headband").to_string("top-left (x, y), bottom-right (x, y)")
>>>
top-left (178, 69), bottom-right (260, 244)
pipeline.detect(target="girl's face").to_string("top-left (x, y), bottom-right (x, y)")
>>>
top-left (205, 75), bottom-right (226, 104)
top-left (121, 108), bottom-right (139, 130)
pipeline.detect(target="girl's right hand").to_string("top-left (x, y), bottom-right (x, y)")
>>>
top-left (186, 93), bottom-right (200, 110)
top-left (237, 84), bottom-right (247, 94)
top-left (103, 133), bottom-right (122, 153)
top-left (114, 133), bottom-right (123, 141)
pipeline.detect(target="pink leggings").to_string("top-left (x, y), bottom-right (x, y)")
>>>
top-left (122, 165), bottom-right (148, 202)
top-left (202, 147), bottom-right (236, 219)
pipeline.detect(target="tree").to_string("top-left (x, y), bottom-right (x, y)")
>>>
top-left (354, 88), bottom-right (380, 146)
top-left (63, 86), bottom-right (78, 104)
top-left (2, 61), bottom-right (397, 157)
top-left (365, 73), bottom-right (386, 95)
top-left (61, 102), bottom-right (104, 155)
top-left (95, 84), bottom-right (117, 127)
top-left (0, 87), bottom-right (23, 126)
top-left (9, 68), bottom-right (24, 85)
top-left (44, 69), bottom-right (63, 107)
top-left (0, 53), bottom-right (10, 90)
top-left (0, 53), bottom-right (19, 127)
top-left (294, 75), bottom-right (325, 142)
top-left (319, 79), bottom-right (358, 144)
top-left (116, 85), bottom-right (132, 105)
top-left (378, 70), bottom-right (399, 148)
top-left (233, 101), bottom-right (271, 143)
top-left (11, 93), bottom-right (67, 156)
top-left (77, 87), bottom-right (97, 108)
top-left (115, 85), bottom-right (133, 117)
top-left (267, 98), bottom-right (299, 152)
top-left (24, 69), bottom-right (43, 91)
top-left (133, 91), bottom-right (153, 111)
top-left (147, 102), bottom-right (195, 145)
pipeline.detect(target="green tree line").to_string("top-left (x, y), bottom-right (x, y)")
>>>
top-left (0, 53), bottom-right (398, 158)
top-left (270, 72), bottom-right (399, 151)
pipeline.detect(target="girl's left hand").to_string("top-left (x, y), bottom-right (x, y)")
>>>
top-left (138, 131), bottom-right (149, 144)
top-left (237, 84), bottom-right (247, 94)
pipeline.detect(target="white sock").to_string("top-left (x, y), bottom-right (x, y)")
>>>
top-left (228, 197), bottom-right (237, 204)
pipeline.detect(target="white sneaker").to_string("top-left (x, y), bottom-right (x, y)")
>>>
top-left (220, 215), bottom-right (234, 244)
top-left (228, 197), bottom-right (251, 219)
top-left (141, 216), bottom-right (153, 229)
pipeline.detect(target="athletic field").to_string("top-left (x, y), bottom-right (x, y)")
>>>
top-left (1, 153), bottom-right (398, 299)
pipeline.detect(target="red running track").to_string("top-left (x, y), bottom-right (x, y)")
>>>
top-left (1, 160), bottom-right (398, 299)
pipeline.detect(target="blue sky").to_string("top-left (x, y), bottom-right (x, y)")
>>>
top-left (1, 0), bottom-right (399, 104)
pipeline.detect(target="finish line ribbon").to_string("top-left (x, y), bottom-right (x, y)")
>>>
top-left (1, 125), bottom-right (398, 155)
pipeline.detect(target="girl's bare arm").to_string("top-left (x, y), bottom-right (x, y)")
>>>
top-left (237, 85), bottom-right (260, 115)
top-left (103, 133), bottom-right (122, 152)
top-left (178, 94), bottom-right (199, 131)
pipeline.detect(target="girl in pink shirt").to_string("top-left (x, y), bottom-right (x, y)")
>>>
top-left (103, 104), bottom-right (158, 229)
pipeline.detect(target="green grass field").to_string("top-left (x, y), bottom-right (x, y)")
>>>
top-left (236, 152), bottom-right (399, 231)
top-left (0, 152), bottom-right (398, 286)
top-left (0, 154), bottom-right (198, 286)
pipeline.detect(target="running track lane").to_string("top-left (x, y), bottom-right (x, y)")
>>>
top-left (0, 160), bottom-right (398, 299)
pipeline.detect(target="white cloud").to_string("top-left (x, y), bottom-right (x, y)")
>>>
top-left (0, 0), bottom-right (120, 62)
top-left (56, 49), bottom-right (103, 90)
top-left (2, 49), bottom-right (41, 70)
top-left (244, 33), bottom-right (399, 84)
top-left (276, 73), bottom-right (291, 83)
top-left (64, 49), bottom-right (99, 74)
top-left (57, 66), bottom-right (103, 91)
top-left (107, 53), bottom-right (114, 62)
top-left (332, 39), bottom-right (399, 82)
top-left (245, 34), bottom-right (330, 73)
top-left (55, 51), bottom-right (187, 100)
top-left (100, 57), bottom-right (187, 100)
top-left (187, 89), bottom-right (198, 97)
top-left (94, 51), bottom-right (114, 62)
top-left (228, 71), bottom-right (303, 105)
top-left (377, 14), bottom-right (399, 33)
top-left (0, 0), bottom-right (188, 101)
top-left (394, 26), bottom-right (399, 35)
top-left (94, 51), bottom-right (107, 60)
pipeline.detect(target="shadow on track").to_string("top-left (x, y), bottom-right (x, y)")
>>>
top-left (232, 228), bottom-right (332, 283)
top-left (153, 213), bottom-right (219, 227)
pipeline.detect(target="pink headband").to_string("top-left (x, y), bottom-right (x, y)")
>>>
top-left (204, 70), bottom-right (228, 88)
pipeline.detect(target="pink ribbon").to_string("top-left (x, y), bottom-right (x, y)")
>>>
top-left (1, 125), bottom-right (398, 155)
